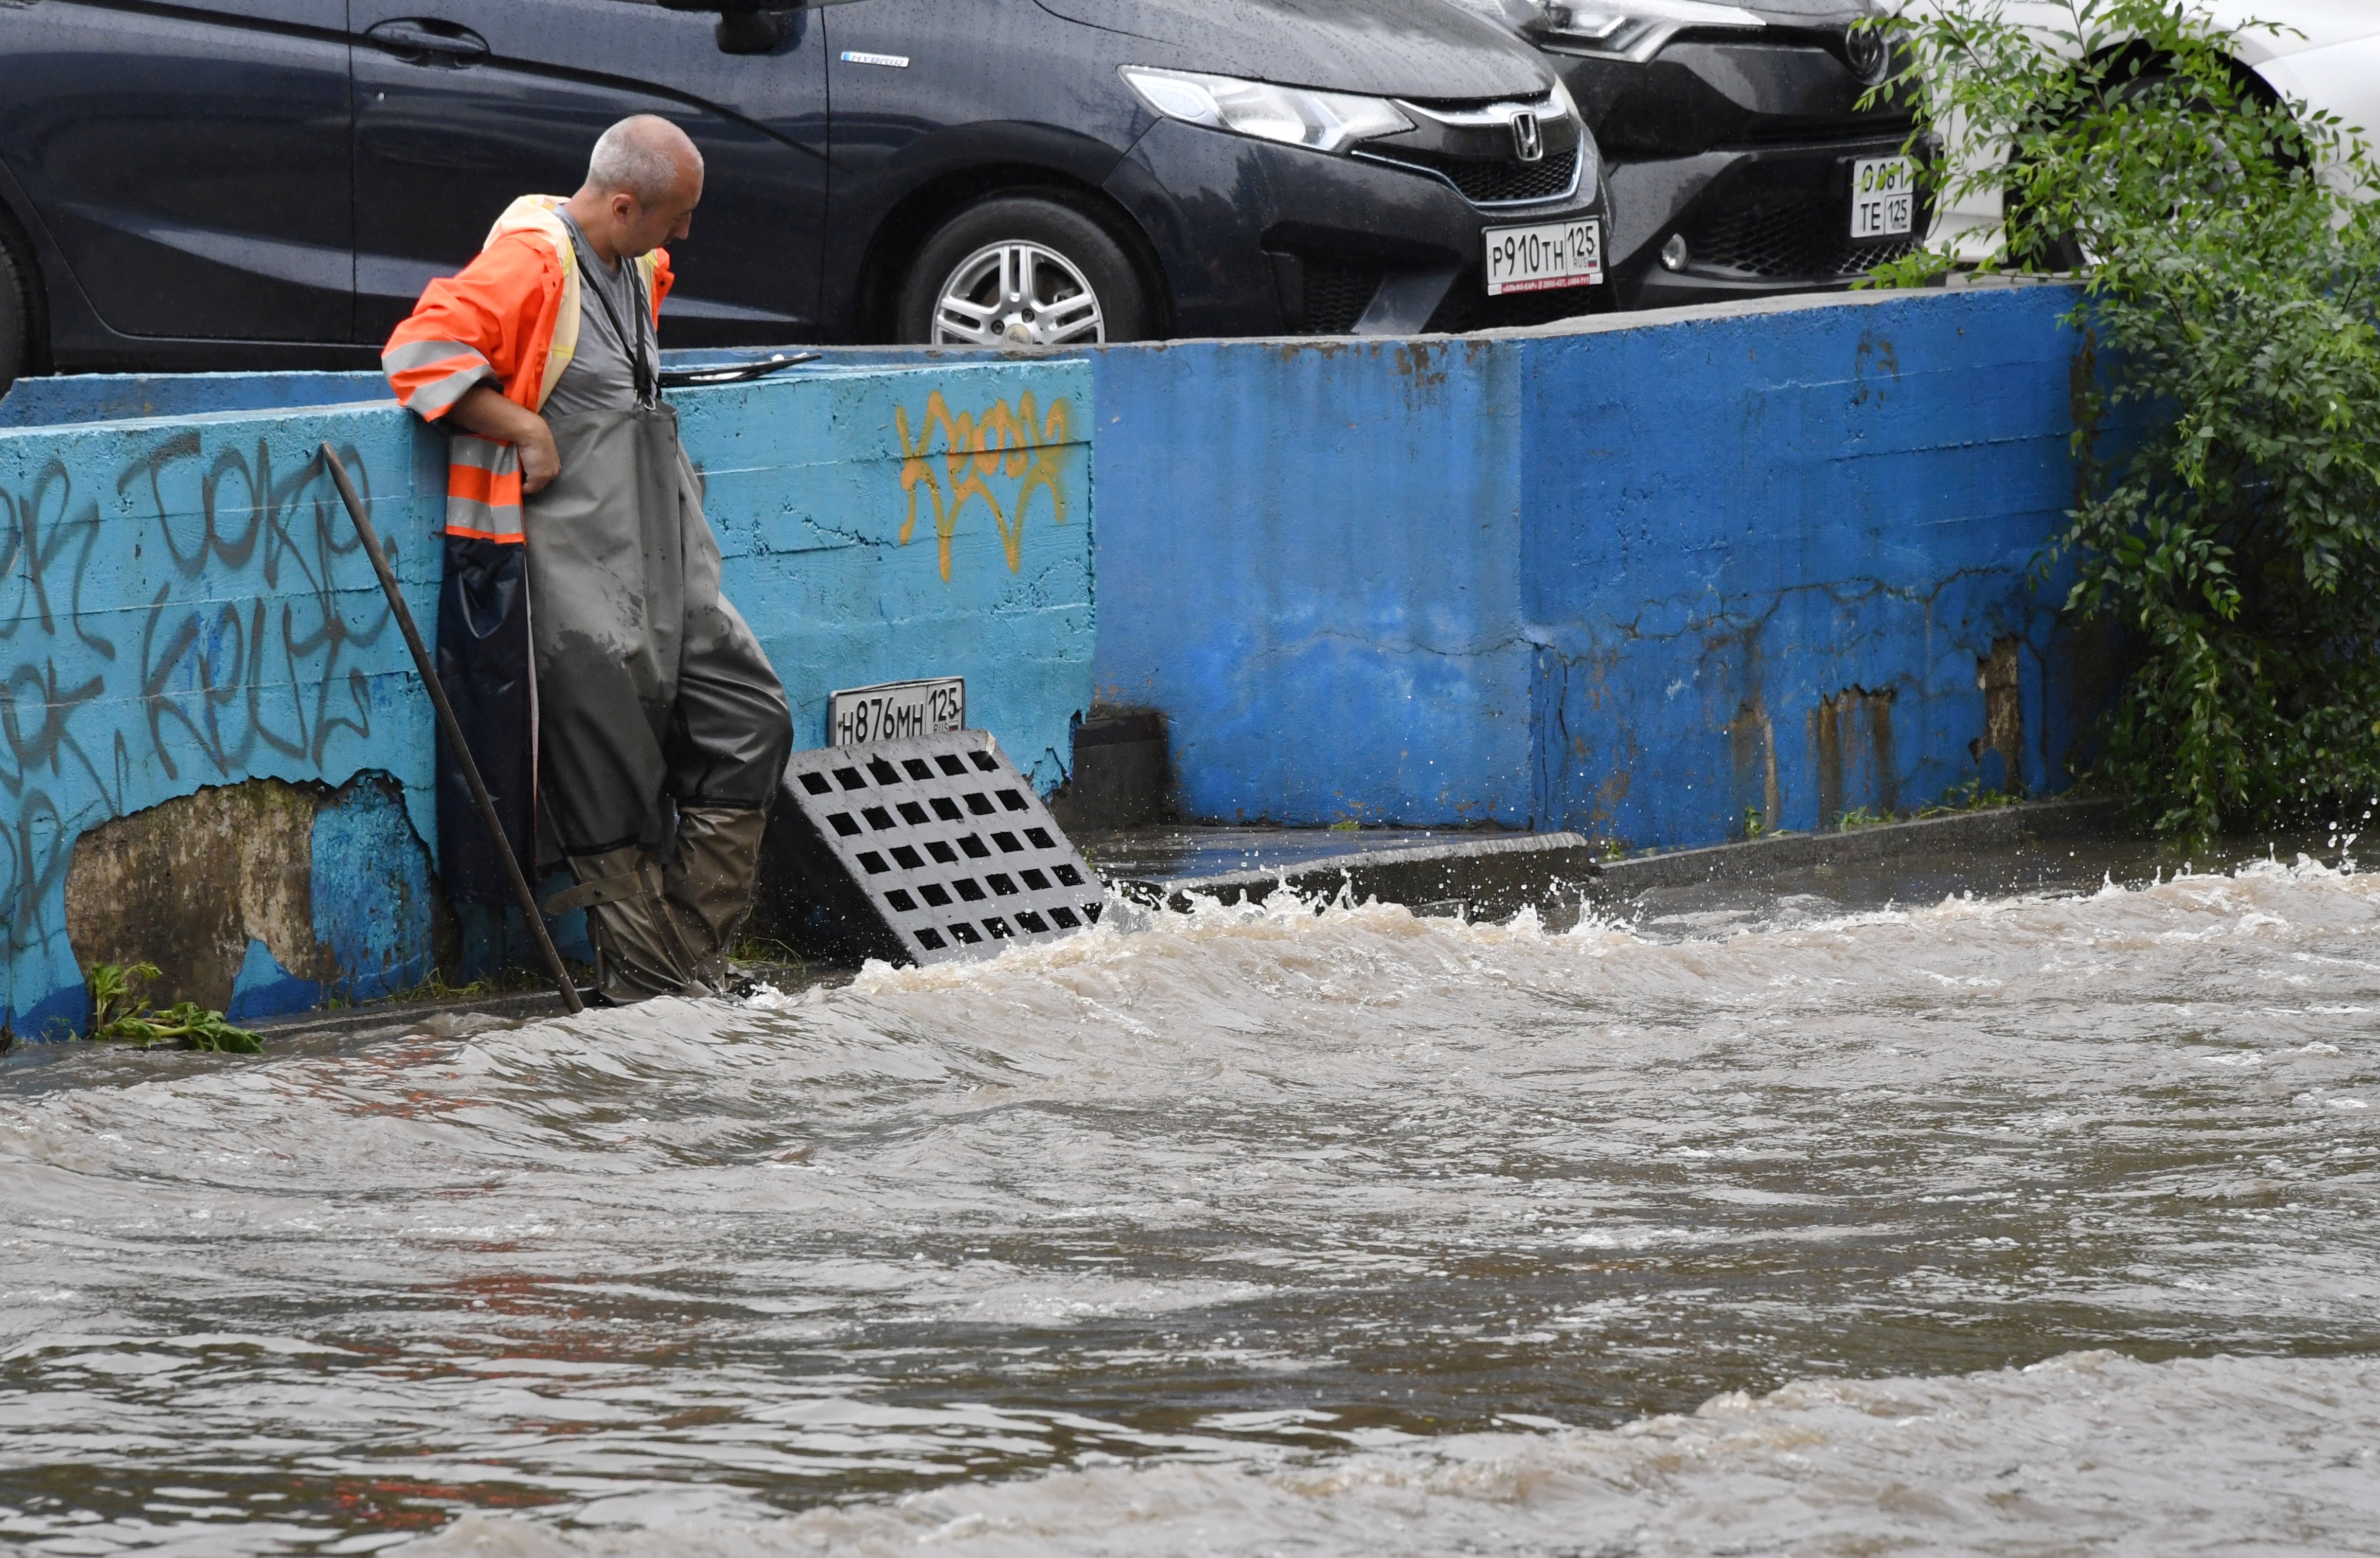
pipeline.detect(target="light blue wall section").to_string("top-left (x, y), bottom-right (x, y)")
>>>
top-left (1091, 284), bottom-right (2090, 843)
top-left (0, 402), bottom-right (442, 1037)
top-left (680, 359), bottom-right (1094, 786)
top-left (0, 372), bottom-right (393, 428)
top-left (1, 359), bottom-right (1094, 1033)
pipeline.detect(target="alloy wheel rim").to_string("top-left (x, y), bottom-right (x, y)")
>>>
top-left (930, 241), bottom-right (1106, 347)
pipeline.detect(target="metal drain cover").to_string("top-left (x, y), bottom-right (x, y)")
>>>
top-left (752, 729), bottom-right (1104, 966)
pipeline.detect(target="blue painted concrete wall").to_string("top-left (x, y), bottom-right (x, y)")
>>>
top-left (1091, 284), bottom-right (2089, 844)
top-left (1, 360), bottom-right (1094, 1035)
top-left (1093, 337), bottom-right (1533, 826)
top-left (0, 402), bottom-right (442, 1038)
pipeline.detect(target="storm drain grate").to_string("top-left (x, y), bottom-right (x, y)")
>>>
top-left (762, 729), bottom-right (1104, 966)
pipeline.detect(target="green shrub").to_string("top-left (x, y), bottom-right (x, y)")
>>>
top-left (1867, 0), bottom-right (2380, 840)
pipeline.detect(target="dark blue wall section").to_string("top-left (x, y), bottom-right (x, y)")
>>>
top-left (1093, 337), bottom-right (1534, 826)
top-left (1090, 284), bottom-right (2090, 845)
top-left (1515, 288), bottom-right (2082, 847)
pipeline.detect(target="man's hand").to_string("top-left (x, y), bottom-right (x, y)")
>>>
top-left (448, 385), bottom-right (562, 494)
top-left (515, 418), bottom-right (561, 494)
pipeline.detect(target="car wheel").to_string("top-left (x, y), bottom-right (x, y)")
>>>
top-left (896, 196), bottom-right (1151, 347)
top-left (2005, 64), bottom-right (2284, 274)
top-left (0, 233), bottom-right (30, 399)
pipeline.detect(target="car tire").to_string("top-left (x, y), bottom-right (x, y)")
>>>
top-left (2006, 64), bottom-right (2288, 274)
top-left (0, 231), bottom-right (30, 400)
top-left (895, 195), bottom-right (1151, 347)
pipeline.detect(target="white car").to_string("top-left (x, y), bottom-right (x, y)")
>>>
top-left (1928, 0), bottom-right (2380, 255)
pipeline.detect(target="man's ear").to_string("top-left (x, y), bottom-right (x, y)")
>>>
top-left (611, 191), bottom-right (640, 225)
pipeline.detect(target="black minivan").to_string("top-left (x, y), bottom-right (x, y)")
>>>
top-left (0, 0), bottom-right (1613, 388)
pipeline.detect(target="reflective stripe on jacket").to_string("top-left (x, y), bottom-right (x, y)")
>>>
top-left (382, 194), bottom-right (673, 540)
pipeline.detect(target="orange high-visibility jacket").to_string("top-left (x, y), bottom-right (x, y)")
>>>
top-left (382, 195), bottom-right (673, 541)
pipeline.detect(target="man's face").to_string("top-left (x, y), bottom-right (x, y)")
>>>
top-left (610, 163), bottom-right (703, 257)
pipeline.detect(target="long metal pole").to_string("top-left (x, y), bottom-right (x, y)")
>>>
top-left (318, 443), bottom-right (583, 1016)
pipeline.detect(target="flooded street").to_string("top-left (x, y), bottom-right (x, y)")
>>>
top-left (4, 852), bottom-right (2379, 1554)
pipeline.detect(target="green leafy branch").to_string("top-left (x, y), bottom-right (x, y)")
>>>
top-left (86, 962), bottom-right (264, 1054)
top-left (1861, 0), bottom-right (2380, 841)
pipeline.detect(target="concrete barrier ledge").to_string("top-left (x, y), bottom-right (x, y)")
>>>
top-left (1593, 796), bottom-right (2121, 896)
top-left (1117, 831), bottom-right (1606, 919)
top-left (1111, 796), bottom-right (2121, 924)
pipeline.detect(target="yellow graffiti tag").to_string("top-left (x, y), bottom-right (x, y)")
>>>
top-left (895, 392), bottom-right (1075, 581)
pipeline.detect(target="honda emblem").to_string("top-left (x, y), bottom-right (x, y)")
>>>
top-left (1511, 110), bottom-right (1544, 164)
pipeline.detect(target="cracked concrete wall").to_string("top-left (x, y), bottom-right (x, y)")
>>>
top-left (3, 360), bottom-right (1093, 1035)
top-left (1093, 285), bottom-right (2092, 838)
top-left (1522, 286), bottom-right (2083, 846)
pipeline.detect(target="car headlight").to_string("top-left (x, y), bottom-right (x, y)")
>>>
top-left (1120, 67), bottom-right (1413, 156)
top-left (1526, 0), bottom-right (1763, 62)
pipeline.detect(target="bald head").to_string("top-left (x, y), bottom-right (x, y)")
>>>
top-left (566, 116), bottom-right (703, 264)
top-left (587, 115), bottom-right (702, 205)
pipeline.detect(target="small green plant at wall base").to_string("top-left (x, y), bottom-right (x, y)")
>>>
top-left (1835, 807), bottom-right (1894, 832)
top-left (85, 962), bottom-right (263, 1054)
top-left (1863, 0), bottom-right (2380, 841)
top-left (1916, 779), bottom-right (2019, 818)
top-left (1743, 807), bottom-right (1766, 840)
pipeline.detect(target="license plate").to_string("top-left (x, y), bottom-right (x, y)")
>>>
top-left (1484, 218), bottom-right (1603, 296)
top-left (1850, 155), bottom-right (1915, 240)
top-left (828, 676), bottom-right (965, 746)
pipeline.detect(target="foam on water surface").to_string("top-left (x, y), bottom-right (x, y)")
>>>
top-left (3, 858), bottom-right (2377, 1553)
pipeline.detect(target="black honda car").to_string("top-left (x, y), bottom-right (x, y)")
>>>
top-left (0, 0), bottom-right (1612, 390)
top-left (1452, 0), bottom-right (1928, 310)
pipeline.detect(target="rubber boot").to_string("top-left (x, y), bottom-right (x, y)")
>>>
top-left (566, 845), bottom-right (707, 1004)
top-left (664, 804), bottom-right (771, 986)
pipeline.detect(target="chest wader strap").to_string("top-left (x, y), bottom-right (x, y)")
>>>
top-left (570, 235), bottom-right (659, 409)
top-left (543, 866), bottom-right (648, 918)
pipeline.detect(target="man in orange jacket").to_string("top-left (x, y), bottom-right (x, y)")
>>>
top-left (384, 115), bottom-right (793, 1004)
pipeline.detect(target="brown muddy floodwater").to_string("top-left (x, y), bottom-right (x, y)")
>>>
top-left (3, 842), bottom-right (2378, 1555)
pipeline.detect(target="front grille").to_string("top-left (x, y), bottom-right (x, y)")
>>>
top-left (1684, 196), bottom-right (1924, 279)
top-left (1425, 279), bottom-right (1604, 334)
top-left (1361, 145), bottom-right (1580, 206)
top-left (1301, 257), bottom-right (1383, 335)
